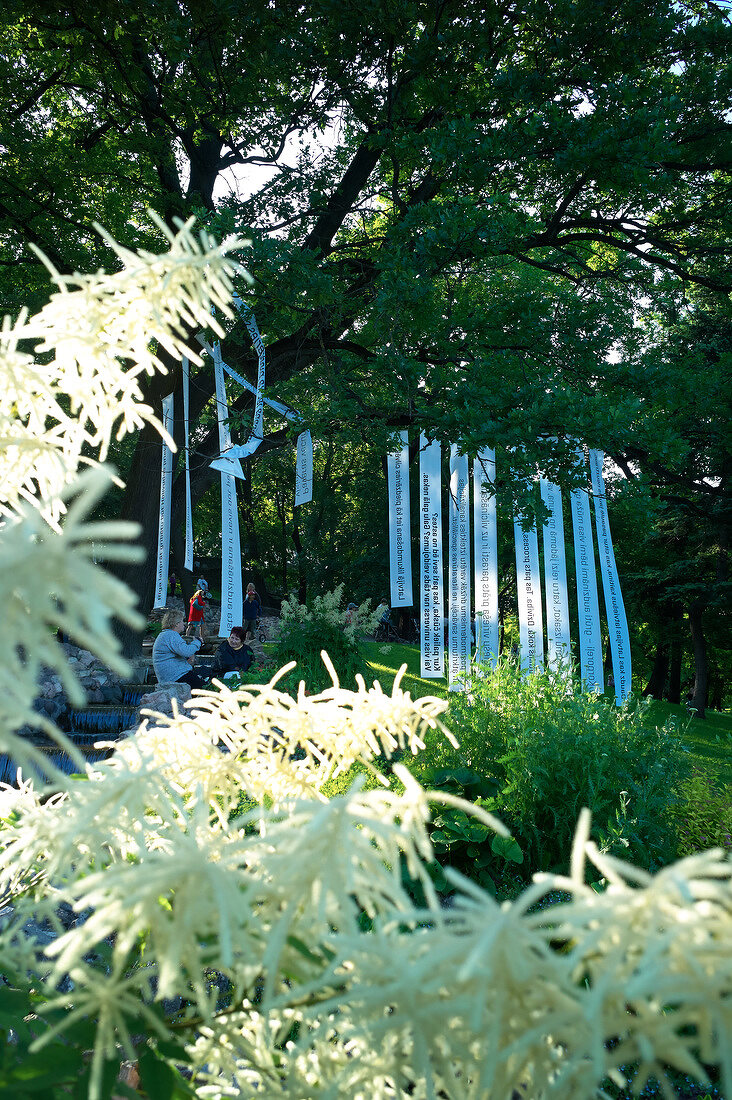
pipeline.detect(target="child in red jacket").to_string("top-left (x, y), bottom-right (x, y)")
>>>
top-left (185, 588), bottom-right (207, 641)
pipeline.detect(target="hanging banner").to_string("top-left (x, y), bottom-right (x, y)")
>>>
top-left (210, 342), bottom-right (245, 479)
top-left (219, 472), bottom-right (243, 637)
top-left (540, 479), bottom-right (571, 672)
top-left (182, 357), bottom-right (194, 572)
top-left (197, 335), bottom-right (298, 421)
top-left (224, 309), bottom-right (266, 459)
top-left (214, 352), bottom-right (243, 635)
top-left (153, 394), bottom-right (174, 609)
top-left (513, 511), bottom-right (544, 672)
top-left (589, 449), bottom-right (632, 703)
top-left (223, 360), bottom-right (299, 420)
top-left (295, 430), bottom-right (313, 506)
top-left (570, 468), bottom-right (604, 694)
top-left (448, 445), bottom-right (471, 688)
top-left (419, 434), bottom-right (444, 678)
top-left (387, 431), bottom-right (413, 608)
top-left (473, 448), bottom-right (499, 668)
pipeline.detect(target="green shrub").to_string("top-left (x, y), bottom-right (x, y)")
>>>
top-left (270, 584), bottom-right (380, 695)
top-left (415, 659), bottom-right (690, 878)
top-left (672, 769), bottom-right (732, 857)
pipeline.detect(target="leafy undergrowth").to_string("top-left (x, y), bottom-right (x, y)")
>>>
top-left (363, 646), bottom-right (731, 868)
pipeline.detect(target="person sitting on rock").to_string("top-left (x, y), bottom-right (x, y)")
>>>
top-left (212, 626), bottom-right (255, 680)
top-left (152, 610), bottom-right (208, 689)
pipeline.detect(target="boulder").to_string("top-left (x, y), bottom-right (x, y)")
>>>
top-left (139, 683), bottom-right (192, 718)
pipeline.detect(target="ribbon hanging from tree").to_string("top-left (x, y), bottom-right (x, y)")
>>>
top-left (419, 434), bottom-right (444, 678)
top-left (473, 448), bottom-right (499, 668)
top-left (153, 394), bottom-right (174, 609)
top-left (206, 339), bottom-right (245, 479)
top-left (387, 431), bottom-right (413, 607)
top-left (213, 349), bottom-right (243, 635)
top-left (540, 478), bottom-right (571, 672)
top-left (182, 357), bottom-right (194, 571)
top-left (295, 430), bottom-right (313, 506)
top-left (513, 507), bottom-right (544, 673)
top-left (589, 449), bottom-right (632, 702)
top-left (570, 463), bottom-right (604, 693)
top-left (448, 445), bottom-right (471, 688)
top-left (220, 307), bottom-right (266, 460)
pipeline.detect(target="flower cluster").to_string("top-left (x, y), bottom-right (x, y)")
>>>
top-left (0, 217), bottom-right (243, 771)
top-left (0, 703), bottom-right (729, 1100)
top-left (280, 583), bottom-right (382, 641)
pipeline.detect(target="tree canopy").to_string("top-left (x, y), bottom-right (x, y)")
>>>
top-left (1, 0), bottom-right (730, 687)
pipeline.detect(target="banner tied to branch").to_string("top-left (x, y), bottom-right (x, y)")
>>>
top-left (214, 349), bottom-right (243, 634)
top-left (182, 358), bottom-right (193, 572)
top-left (295, 430), bottom-right (313, 506)
top-left (419, 435), bottom-right (444, 678)
top-left (153, 394), bottom-right (174, 609)
top-left (513, 511), bottom-right (545, 673)
top-left (589, 449), bottom-right (632, 703)
top-left (387, 431), bottom-right (413, 607)
top-left (570, 466), bottom-right (604, 694)
top-left (448, 446), bottom-right (471, 687)
top-left (540, 478), bottom-right (571, 673)
top-left (473, 448), bottom-right (499, 668)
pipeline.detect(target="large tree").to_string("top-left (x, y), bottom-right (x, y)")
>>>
top-left (2, 0), bottom-right (731, 656)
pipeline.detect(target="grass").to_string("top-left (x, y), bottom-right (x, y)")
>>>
top-left (645, 700), bottom-right (732, 783)
top-left (361, 639), bottom-right (449, 700)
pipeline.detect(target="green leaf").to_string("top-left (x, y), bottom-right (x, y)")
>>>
top-left (491, 834), bottom-right (524, 864)
top-left (139, 1047), bottom-right (180, 1100)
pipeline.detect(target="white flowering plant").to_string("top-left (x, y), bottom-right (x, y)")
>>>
top-left (0, 230), bottom-right (730, 1100)
top-left (274, 584), bottom-right (382, 695)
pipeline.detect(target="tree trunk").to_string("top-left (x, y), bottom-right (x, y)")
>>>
top-left (111, 415), bottom-right (174, 658)
top-left (292, 506), bottom-right (307, 604)
top-left (642, 633), bottom-right (669, 699)
top-left (275, 492), bottom-right (288, 593)
top-left (240, 463), bottom-right (259, 560)
top-left (688, 599), bottom-right (708, 719)
top-left (667, 604), bottom-right (683, 703)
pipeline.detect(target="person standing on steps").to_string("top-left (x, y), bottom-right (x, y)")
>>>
top-left (197, 576), bottom-right (211, 599)
top-left (153, 610), bottom-right (208, 689)
top-left (186, 588), bottom-right (207, 642)
top-left (242, 585), bottom-right (261, 641)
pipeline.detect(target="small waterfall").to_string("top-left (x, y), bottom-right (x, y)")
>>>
top-left (69, 706), bottom-right (139, 735)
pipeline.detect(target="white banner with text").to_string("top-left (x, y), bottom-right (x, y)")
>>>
top-left (387, 431), bottom-right (413, 607)
top-left (295, 430), bottom-right (313, 506)
top-left (448, 446), bottom-right (471, 688)
top-left (182, 358), bottom-right (194, 571)
top-left (419, 435), bottom-right (444, 678)
top-left (513, 513), bottom-right (544, 672)
top-left (153, 394), bottom-right (174, 609)
top-left (570, 475), bottom-right (604, 694)
top-left (473, 448), bottom-right (499, 667)
top-left (540, 479), bottom-right (571, 672)
top-left (589, 449), bottom-right (632, 702)
top-left (214, 352), bottom-right (243, 634)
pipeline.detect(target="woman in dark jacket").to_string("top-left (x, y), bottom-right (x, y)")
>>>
top-left (212, 626), bottom-right (254, 679)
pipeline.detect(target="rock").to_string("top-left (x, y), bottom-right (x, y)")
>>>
top-left (139, 683), bottom-right (192, 718)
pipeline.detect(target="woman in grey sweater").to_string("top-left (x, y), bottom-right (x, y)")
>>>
top-left (152, 610), bottom-right (208, 688)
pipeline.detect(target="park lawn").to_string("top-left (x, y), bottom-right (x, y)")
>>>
top-left (362, 639), bottom-right (448, 700)
top-left (645, 700), bottom-right (732, 783)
